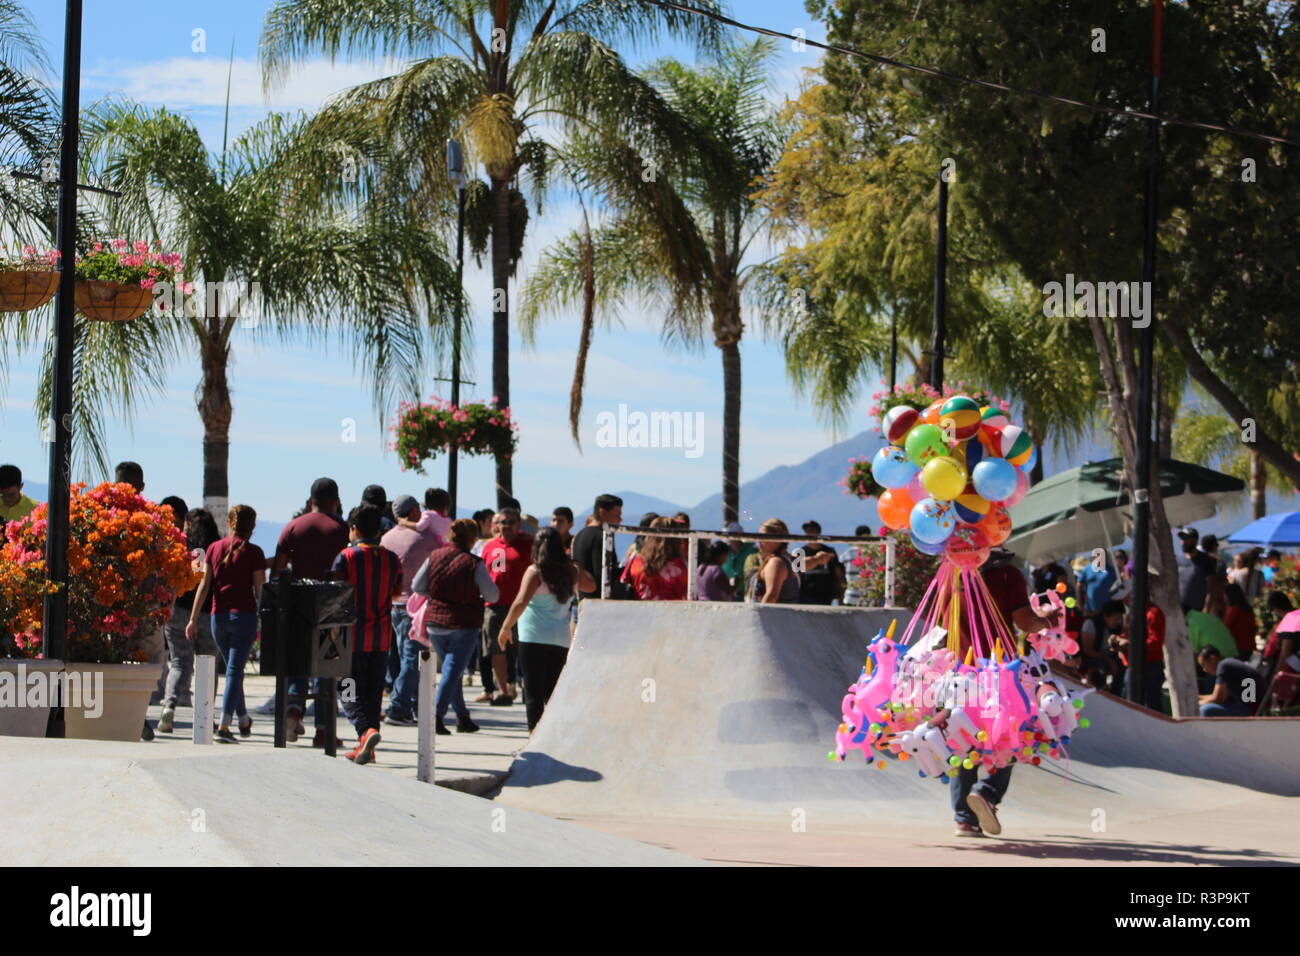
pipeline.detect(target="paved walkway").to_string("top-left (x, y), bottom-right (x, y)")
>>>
top-left (148, 671), bottom-right (526, 795)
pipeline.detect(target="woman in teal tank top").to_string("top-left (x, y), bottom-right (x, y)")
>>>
top-left (497, 528), bottom-right (597, 730)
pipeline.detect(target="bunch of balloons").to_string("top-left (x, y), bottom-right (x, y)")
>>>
top-left (871, 396), bottom-right (1036, 568)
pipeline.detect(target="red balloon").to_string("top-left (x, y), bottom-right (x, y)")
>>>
top-left (945, 524), bottom-right (990, 569)
top-left (882, 405), bottom-right (920, 445)
top-left (978, 506), bottom-right (1012, 546)
top-left (877, 487), bottom-right (914, 530)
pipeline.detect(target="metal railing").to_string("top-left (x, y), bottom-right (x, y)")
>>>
top-left (598, 525), bottom-right (896, 606)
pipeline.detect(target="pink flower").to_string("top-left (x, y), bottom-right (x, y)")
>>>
top-left (133, 240), bottom-right (148, 254)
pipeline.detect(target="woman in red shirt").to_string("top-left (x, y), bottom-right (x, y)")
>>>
top-left (1222, 583), bottom-right (1258, 658)
top-left (622, 516), bottom-right (688, 600)
top-left (186, 506), bottom-right (266, 742)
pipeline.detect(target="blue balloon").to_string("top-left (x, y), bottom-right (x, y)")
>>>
top-left (1022, 443), bottom-right (1039, 473)
top-left (909, 497), bottom-right (956, 545)
top-left (871, 445), bottom-right (919, 490)
top-left (912, 535), bottom-right (947, 556)
top-left (964, 436), bottom-right (985, 471)
top-left (971, 457), bottom-right (1018, 502)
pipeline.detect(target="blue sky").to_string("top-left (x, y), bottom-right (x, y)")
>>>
top-left (2, 0), bottom-right (861, 524)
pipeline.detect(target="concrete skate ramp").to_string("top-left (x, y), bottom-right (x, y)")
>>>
top-left (0, 736), bottom-right (700, 866)
top-left (500, 602), bottom-right (1300, 863)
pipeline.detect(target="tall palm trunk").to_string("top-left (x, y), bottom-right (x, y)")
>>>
top-left (490, 176), bottom-right (513, 506)
top-left (198, 324), bottom-right (232, 528)
top-left (1250, 449), bottom-right (1267, 519)
top-left (720, 338), bottom-right (741, 526)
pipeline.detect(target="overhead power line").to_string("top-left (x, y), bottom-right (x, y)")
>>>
top-left (640, 0), bottom-right (1299, 148)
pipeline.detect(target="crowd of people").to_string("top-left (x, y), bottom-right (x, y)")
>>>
top-left (1028, 527), bottom-right (1297, 717)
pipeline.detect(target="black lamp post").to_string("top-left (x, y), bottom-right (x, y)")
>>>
top-left (930, 168), bottom-right (948, 392)
top-left (446, 139), bottom-right (467, 517)
top-left (41, 0), bottom-right (85, 667)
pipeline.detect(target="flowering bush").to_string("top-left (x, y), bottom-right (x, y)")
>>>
top-left (854, 527), bottom-right (941, 609)
top-left (867, 379), bottom-right (1010, 434)
top-left (75, 239), bottom-right (187, 293)
top-left (0, 483), bottom-right (199, 661)
top-left (1256, 554), bottom-right (1300, 635)
top-left (841, 455), bottom-right (880, 499)
top-left (392, 397), bottom-right (518, 474)
top-left (1, 244), bottom-right (61, 272)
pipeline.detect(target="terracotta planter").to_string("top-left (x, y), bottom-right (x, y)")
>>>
top-left (0, 659), bottom-right (63, 737)
top-left (63, 662), bottom-right (158, 741)
top-left (0, 270), bottom-right (60, 312)
top-left (74, 279), bottom-right (153, 322)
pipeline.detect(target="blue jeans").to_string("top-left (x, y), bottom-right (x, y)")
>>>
top-left (1200, 700), bottom-right (1250, 717)
top-left (388, 605), bottom-right (420, 721)
top-left (432, 628), bottom-right (478, 721)
top-left (287, 677), bottom-right (328, 727)
top-left (211, 610), bottom-right (258, 723)
top-left (951, 765), bottom-right (1013, 825)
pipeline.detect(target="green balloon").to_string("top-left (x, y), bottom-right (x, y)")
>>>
top-left (1079, 718), bottom-right (1091, 728)
top-left (904, 424), bottom-right (950, 467)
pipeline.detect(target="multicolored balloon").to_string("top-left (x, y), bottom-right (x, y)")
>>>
top-left (904, 424), bottom-right (950, 467)
top-left (998, 424), bottom-right (1034, 467)
top-left (882, 405), bottom-right (920, 445)
top-left (939, 395), bottom-right (982, 442)
top-left (871, 444), bottom-right (919, 489)
top-left (909, 497), bottom-right (956, 544)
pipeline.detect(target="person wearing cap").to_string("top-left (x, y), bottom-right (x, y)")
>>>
top-left (793, 520), bottom-right (844, 605)
top-left (721, 522), bottom-right (756, 602)
top-left (273, 477), bottom-right (350, 746)
top-left (381, 494), bottom-right (444, 725)
top-left (1176, 527), bottom-right (1217, 614)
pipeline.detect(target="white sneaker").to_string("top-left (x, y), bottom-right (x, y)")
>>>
top-left (158, 708), bottom-right (175, 733)
top-left (966, 792), bottom-right (1001, 836)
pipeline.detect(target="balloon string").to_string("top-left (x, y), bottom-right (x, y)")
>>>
top-left (900, 569), bottom-right (943, 647)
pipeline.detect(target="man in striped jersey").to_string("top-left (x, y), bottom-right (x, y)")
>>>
top-left (332, 504), bottom-right (403, 765)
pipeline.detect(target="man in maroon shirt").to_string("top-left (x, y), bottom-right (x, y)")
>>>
top-left (273, 477), bottom-right (350, 745)
top-left (478, 508), bottom-right (534, 706)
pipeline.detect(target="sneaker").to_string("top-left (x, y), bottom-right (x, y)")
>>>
top-left (385, 714), bottom-right (417, 727)
top-left (954, 821), bottom-right (984, 838)
top-left (965, 792), bottom-right (1002, 836)
top-left (158, 708), bottom-right (175, 734)
top-left (216, 728), bottom-right (239, 744)
top-left (353, 728), bottom-right (381, 766)
top-left (239, 716), bottom-right (252, 738)
top-left (457, 716), bottom-right (479, 733)
top-left (141, 719), bottom-right (155, 741)
top-left (435, 719), bottom-right (452, 735)
top-left (285, 708), bottom-right (303, 743)
top-left (489, 694), bottom-right (513, 707)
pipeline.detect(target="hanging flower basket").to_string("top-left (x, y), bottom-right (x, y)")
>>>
top-left (0, 246), bottom-right (62, 312)
top-left (74, 279), bottom-right (154, 322)
top-left (72, 239), bottom-right (186, 323)
top-left (392, 397), bottom-right (518, 475)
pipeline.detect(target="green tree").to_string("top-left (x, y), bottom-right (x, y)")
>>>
top-left (80, 101), bottom-right (459, 519)
top-left (519, 37), bottom-right (785, 525)
top-left (259, 0), bottom-right (722, 507)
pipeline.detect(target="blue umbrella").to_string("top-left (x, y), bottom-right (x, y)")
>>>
top-left (1228, 511), bottom-right (1300, 546)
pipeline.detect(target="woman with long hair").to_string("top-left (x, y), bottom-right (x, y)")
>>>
top-left (497, 528), bottom-right (596, 730)
top-left (752, 518), bottom-right (800, 604)
top-left (411, 518), bottom-right (499, 734)
top-left (622, 515), bottom-right (688, 600)
top-left (1223, 582), bottom-right (1258, 659)
top-left (159, 508), bottom-right (224, 733)
top-left (185, 506), bottom-right (266, 743)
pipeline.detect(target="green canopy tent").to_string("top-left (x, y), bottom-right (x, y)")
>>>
top-left (1004, 458), bottom-right (1244, 566)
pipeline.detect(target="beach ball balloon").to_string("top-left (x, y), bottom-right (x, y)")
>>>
top-left (1022, 442), bottom-right (1039, 473)
top-left (882, 405), bottom-right (920, 445)
top-left (939, 395), bottom-right (982, 442)
top-left (921, 456), bottom-right (967, 501)
top-left (978, 506), bottom-right (1013, 546)
top-left (972, 457), bottom-right (1019, 503)
top-left (876, 487), bottom-right (914, 530)
top-left (980, 405), bottom-right (1009, 431)
top-left (871, 445), bottom-right (919, 489)
top-left (922, 399), bottom-right (944, 426)
top-left (904, 424), bottom-right (950, 467)
top-left (1003, 468), bottom-right (1031, 508)
top-left (946, 524), bottom-right (991, 569)
top-left (998, 425), bottom-right (1034, 467)
top-left (954, 489), bottom-right (991, 524)
top-left (977, 424), bottom-right (1003, 456)
top-left (910, 497), bottom-right (957, 544)
top-left (964, 434), bottom-right (985, 471)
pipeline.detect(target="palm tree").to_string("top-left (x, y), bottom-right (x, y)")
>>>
top-left (0, 0), bottom-right (53, 241)
top-left (259, 0), bottom-right (722, 507)
top-left (80, 101), bottom-right (460, 520)
top-left (519, 37), bottom-right (785, 525)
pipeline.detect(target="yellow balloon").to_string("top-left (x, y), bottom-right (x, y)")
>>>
top-left (920, 456), bottom-right (968, 501)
